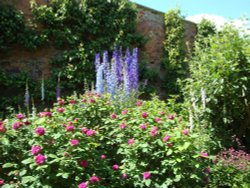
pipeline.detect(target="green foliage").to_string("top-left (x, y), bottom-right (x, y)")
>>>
top-left (183, 25), bottom-right (250, 149)
top-left (0, 93), bottom-right (212, 187)
top-left (163, 9), bottom-right (187, 95)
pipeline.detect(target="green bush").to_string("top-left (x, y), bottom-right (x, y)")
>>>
top-left (0, 93), bottom-right (211, 187)
top-left (183, 25), bottom-right (250, 149)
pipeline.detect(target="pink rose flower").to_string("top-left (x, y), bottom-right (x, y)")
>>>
top-left (82, 99), bottom-right (87, 103)
top-left (120, 123), bottom-right (126, 129)
top-left (66, 125), bottom-right (75, 132)
top-left (78, 182), bottom-right (88, 188)
top-left (183, 129), bottom-right (189, 136)
top-left (24, 121), bottom-right (31, 126)
top-left (200, 152), bottom-right (209, 158)
top-left (122, 173), bottom-right (128, 179)
top-left (71, 139), bottom-right (79, 146)
top-left (90, 176), bottom-right (100, 183)
top-left (143, 171), bottom-right (151, 180)
top-left (122, 109), bottom-right (128, 115)
top-left (16, 113), bottom-right (25, 120)
top-left (80, 160), bottom-right (88, 168)
top-left (155, 117), bottom-right (162, 123)
top-left (57, 108), bottom-right (65, 113)
top-left (69, 100), bottom-right (77, 104)
top-left (0, 123), bottom-right (6, 133)
top-left (0, 179), bottom-right (4, 185)
top-left (35, 127), bottom-right (45, 136)
top-left (12, 122), bottom-right (22, 130)
top-left (31, 145), bottom-right (42, 156)
top-left (38, 112), bottom-right (52, 117)
top-left (35, 154), bottom-right (46, 165)
top-left (128, 138), bottom-right (135, 145)
top-left (163, 135), bottom-right (170, 142)
top-left (136, 100), bottom-right (143, 106)
top-left (58, 99), bottom-right (65, 106)
top-left (139, 124), bottom-right (147, 130)
top-left (101, 155), bottom-right (106, 160)
top-left (142, 112), bottom-right (148, 118)
top-left (112, 164), bottom-right (119, 171)
top-left (90, 98), bottom-right (96, 103)
top-left (86, 130), bottom-right (96, 136)
top-left (168, 114), bottom-right (174, 120)
top-left (150, 126), bottom-right (158, 137)
top-left (82, 127), bottom-right (88, 134)
top-left (111, 113), bottom-right (117, 119)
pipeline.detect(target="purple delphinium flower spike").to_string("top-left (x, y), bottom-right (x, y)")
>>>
top-left (130, 48), bottom-right (139, 90)
top-left (95, 53), bottom-right (101, 72)
top-left (96, 64), bottom-right (104, 94)
top-left (113, 47), bottom-right (122, 84)
top-left (103, 51), bottom-right (109, 80)
top-left (24, 80), bottom-right (30, 107)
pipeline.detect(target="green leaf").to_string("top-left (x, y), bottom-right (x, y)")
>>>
top-left (2, 163), bottom-right (15, 168)
top-left (21, 176), bottom-right (36, 184)
top-left (35, 117), bottom-right (46, 125)
top-left (48, 154), bottom-right (57, 159)
top-left (145, 179), bottom-right (151, 187)
top-left (62, 173), bottom-right (69, 179)
top-left (19, 170), bottom-right (27, 176)
top-left (167, 149), bottom-right (173, 156)
top-left (22, 158), bottom-right (33, 165)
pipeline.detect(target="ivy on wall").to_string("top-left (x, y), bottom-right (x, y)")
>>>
top-left (163, 9), bottom-right (187, 96)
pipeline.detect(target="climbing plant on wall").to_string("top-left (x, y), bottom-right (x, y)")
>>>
top-left (163, 9), bottom-right (187, 96)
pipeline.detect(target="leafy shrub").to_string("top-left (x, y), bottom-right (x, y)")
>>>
top-left (209, 148), bottom-right (250, 187)
top-left (0, 93), bottom-right (211, 187)
top-left (183, 25), bottom-right (250, 149)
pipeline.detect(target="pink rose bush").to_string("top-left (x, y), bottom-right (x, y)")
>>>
top-left (0, 93), bottom-right (212, 187)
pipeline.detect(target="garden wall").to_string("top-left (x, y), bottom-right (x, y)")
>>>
top-left (0, 1), bottom-right (197, 81)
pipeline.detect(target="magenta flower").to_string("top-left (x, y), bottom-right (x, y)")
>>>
top-left (142, 112), bottom-right (148, 118)
top-left (155, 117), bottom-right (162, 123)
top-left (200, 152), bottom-right (209, 158)
top-left (122, 173), bottom-right (128, 179)
top-left (120, 123), bottom-right (126, 129)
top-left (139, 124), bottom-right (147, 130)
top-left (150, 126), bottom-right (158, 137)
top-left (66, 125), bottom-right (75, 132)
top-left (101, 155), bottom-right (106, 160)
top-left (57, 108), bottom-right (65, 113)
top-left (128, 138), bottom-right (135, 145)
top-left (122, 109), bottom-right (128, 115)
top-left (80, 160), bottom-right (88, 168)
top-left (82, 127), bottom-right (88, 134)
top-left (112, 164), bottom-right (119, 171)
top-left (69, 100), bottom-right (77, 104)
top-left (86, 130), bottom-right (96, 136)
top-left (58, 99), bottom-right (65, 106)
top-left (35, 127), bottom-right (45, 136)
top-left (0, 179), bottom-right (4, 185)
top-left (0, 123), bottom-right (6, 133)
top-left (71, 139), bottom-right (79, 146)
top-left (16, 113), bottom-right (25, 120)
top-left (143, 172), bottom-right (151, 180)
top-left (82, 99), bottom-right (87, 103)
top-left (24, 121), bottom-right (31, 125)
top-left (90, 176), bottom-right (100, 183)
top-left (168, 114), bottom-right (174, 120)
top-left (90, 98), bottom-right (96, 103)
top-left (31, 145), bottom-right (42, 156)
top-left (12, 122), bottom-right (22, 130)
top-left (78, 182), bottom-right (88, 188)
top-left (111, 113), bottom-right (117, 119)
top-left (136, 100), bottom-right (143, 106)
top-left (163, 135), bottom-right (170, 142)
top-left (183, 129), bottom-right (189, 136)
top-left (35, 154), bottom-right (46, 165)
top-left (38, 112), bottom-right (52, 117)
